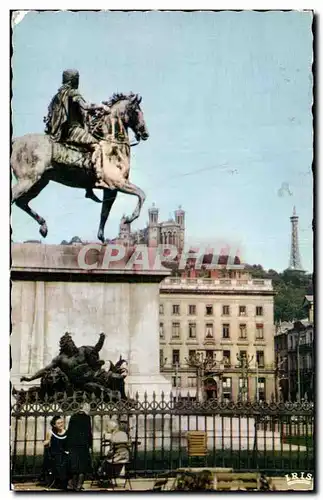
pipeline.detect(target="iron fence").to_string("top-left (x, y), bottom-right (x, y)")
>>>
top-left (11, 392), bottom-right (314, 481)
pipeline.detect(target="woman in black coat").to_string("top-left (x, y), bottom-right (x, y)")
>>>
top-left (43, 415), bottom-right (69, 489)
top-left (66, 403), bottom-right (93, 491)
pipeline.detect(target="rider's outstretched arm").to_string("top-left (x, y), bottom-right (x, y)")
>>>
top-left (71, 91), bottom-right (110, 113)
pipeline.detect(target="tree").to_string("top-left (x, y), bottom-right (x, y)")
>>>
top-left (246, 266), bottom-right (313, 323)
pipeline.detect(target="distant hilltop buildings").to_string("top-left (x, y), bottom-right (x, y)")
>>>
top-left (58, 204), bottom-right (186, 252)
top-left (117, 204), bottom-right (185, 252)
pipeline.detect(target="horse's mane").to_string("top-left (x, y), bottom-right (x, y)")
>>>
top-left (105, 92), bottom-right (137, 107)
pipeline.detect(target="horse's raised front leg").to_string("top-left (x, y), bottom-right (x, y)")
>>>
top-left (97, 188), bottom-right (118, 243)
top-left (117, 181), bottom-right (146, 224)
top-left (13, 177), bottom-right (49, 237)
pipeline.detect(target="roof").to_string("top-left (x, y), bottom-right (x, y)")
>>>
top-left (275, 321), bottom-right (294, 335)
top-left (304, 295), bottom-right (314, 304)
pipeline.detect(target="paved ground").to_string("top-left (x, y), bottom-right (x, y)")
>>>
top-left (12, 477), bottom-right (314, 492)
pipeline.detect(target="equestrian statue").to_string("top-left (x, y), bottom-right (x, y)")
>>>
top-left (11, 69), bottom-right (149, 243)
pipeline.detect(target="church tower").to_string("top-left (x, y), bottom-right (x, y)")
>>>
top-left (174, 205), bottom-right (185, 251)
top-left (148, 203), bottom-right (159, 247)
top-left (118, 215), bottom-right (131, 245)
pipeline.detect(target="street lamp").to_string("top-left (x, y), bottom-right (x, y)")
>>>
top-left (275, 356), bottom-right (287, 402)
top-left (236, 353), bottom-right (254, 401)
top-left (295, 322), bottom-right (306, 403)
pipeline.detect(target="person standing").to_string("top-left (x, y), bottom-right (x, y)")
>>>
top-left (43, 415), bottom-right (69, 490)
top-left (66, 403), bottom-right (93, 491)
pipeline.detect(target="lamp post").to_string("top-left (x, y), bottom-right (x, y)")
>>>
top-left (256, 360), bottom-right (259, 401)
top-left (275, 356), bottom-right (287, 402)
top-left (297, 334), bottom-right (301, 403)
top-left (175, 361), bottom-right (179, 400)
top-left (236, 353), bottom-right (254, 401)
top-left (295, 325), bottom-right (306, 403)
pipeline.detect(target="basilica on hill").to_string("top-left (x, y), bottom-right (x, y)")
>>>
top-left (116, 203), bottom-right (185, 252)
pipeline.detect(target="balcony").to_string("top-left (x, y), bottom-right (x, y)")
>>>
top-left (203, 336), bottom-right (216, 345)
top-left (160, 277), bottom-right (273, 292)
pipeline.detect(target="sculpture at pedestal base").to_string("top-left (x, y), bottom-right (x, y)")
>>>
top-left (12, 332), bottom-right (128, 405)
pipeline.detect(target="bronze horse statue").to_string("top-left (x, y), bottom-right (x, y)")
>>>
top-left (11, 93), bottom-right (149, 243)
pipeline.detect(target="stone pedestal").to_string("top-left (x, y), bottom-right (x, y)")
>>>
top-left (11, 243), bottom-right (171, 399)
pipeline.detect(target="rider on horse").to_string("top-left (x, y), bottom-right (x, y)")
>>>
top-left (44, 69), bottom-right (109, 203)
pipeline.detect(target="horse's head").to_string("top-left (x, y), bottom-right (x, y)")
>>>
top-left (105, 93), bottom-right (149, 143)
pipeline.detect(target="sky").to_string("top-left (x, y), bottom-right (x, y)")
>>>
top-left (11, 10), bottom-right (313, 272)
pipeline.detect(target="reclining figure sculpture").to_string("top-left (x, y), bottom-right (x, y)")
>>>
top-left (13, 332), bottom-right (128, 405)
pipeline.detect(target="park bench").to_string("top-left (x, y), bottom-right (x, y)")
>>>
top-left (215, 472), bottom-right (272, 491)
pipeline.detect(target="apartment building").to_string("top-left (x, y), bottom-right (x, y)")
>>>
top-left (275, 295), bottom-right (314, 401)
top-left (159, 276), bottom-right (276, 401)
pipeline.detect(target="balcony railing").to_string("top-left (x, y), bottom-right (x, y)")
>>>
top-left (160, 277), bottom-right (273, 291)
top-left (161, 362), bottom-right (276, 372)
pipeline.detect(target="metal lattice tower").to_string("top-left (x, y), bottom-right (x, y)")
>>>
top-left (289, 206), bottom-right (303, 271)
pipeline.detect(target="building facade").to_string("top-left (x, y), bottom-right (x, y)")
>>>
top-left (159, 276), bottom-right (276, 401)
top-left (274, 295), bottom-right (314, 402)
top-left (287, 320), bottom-right (314, 401)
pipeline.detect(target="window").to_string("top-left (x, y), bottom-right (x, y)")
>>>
top-left (256, 350), bottom-right (265, 368)
top-left (188, 304), bottom-right (196, 315)
top-left (172, 322), bottom-right (180, 338)
top-left (159, 322), bottom-right (164, 339)
top-left (256, 324), bottom-right (264, 339)
top-left (257, 377), bottom-right (266, 401)
top-left (205, 350), bottom-right (214, 362)
top-left (222, 305), bottom-right (230, 316)
top-left (172, 304), bottom-right (180, 315)
top-left (172, 376), bottom-right (182, 387)
top-left (223, 350), bottom-right (231, 366)
top-left (222, 377), bottom-right (232, 400)
top-left (223, 377), bottom-right (232, 388)
top-left (205, 323), bottom-right (214, 338)
top-left (239, 324), bottom-right (247, 339)
top-left (188, 323), bottom-right (197, 339)
top-left (159, 303), bottom-right (164, 315)
top-left (240, 350), bottom-right (247, 358)
top-left (189, 349), bottom-right (196, 361)
top-left (159, 349), bottom-right (164, 368)
top-left (256, 306), bottom-right (263, 316)
top-left (239, 377), bottom-right (249, 400)
top-left (222, 324), bottom-right (230, 339)
top-left (239, 305), bottom-right (247, 316)
top-left (188, 376), bottom-right (197, 388)
top-left (172, 350), bottom-right (180, 366)
top-left (205, 305), bottom-right (213, 316)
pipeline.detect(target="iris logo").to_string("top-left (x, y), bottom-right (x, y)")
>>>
top-left (285, 472), bottom-right (313, 488)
